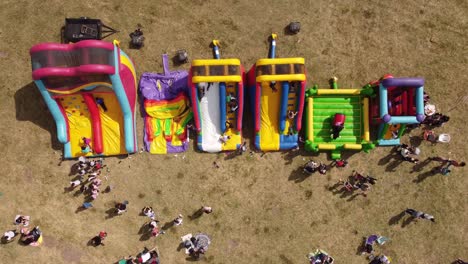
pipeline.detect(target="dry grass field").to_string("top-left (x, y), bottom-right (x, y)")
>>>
top-left (0, 0), bottom-right (467, 263)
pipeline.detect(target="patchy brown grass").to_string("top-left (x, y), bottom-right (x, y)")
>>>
top-left (0, 0), bottom-right (467, 263)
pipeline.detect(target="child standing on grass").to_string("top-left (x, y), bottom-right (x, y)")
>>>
top-left (173, 214), bottom-right (183, 226)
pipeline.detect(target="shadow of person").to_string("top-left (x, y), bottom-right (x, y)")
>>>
top-left (138, 222), bottom-right (156, 241)
top-left (223, 151), bottom-right (238, 161)
top-left (14, 82), bottom-right (61, 150)
top-left (385, 158), bottom-right (404, 172)
top-left (411, 158), bottom-right (432, 173)
top-left (288, 167), bottom-right (311, 183)
top-left (139, 228), bottom-right (151, 241)
top-left (69, 163), bottom-right (80, 176)
top-left (346, 193), bottom-right (360, 201)
top-left (401, 216), bottom-right (415, 228)
top-left (176, 242), bottom-right (185, 252)
top-left (161, 221), bottom-right (174, 231)
top-left (188, 208), bottom-right (203, 220)
top-left (355, 237), bottom-right (366, 255)
top-left (75, 206), bottom-right (87, 214)
top-left (413, 170), bottom-right (436, 183)
top-left (388, 210), bottom-right (406, 225)
top-left (282, 149), bottom-right (306, 165)
top-left (409, 135), bottom-right (423, 147)
top-left (105, 208), bottom-right (118, 219)
top-left (378, 146), bottom-right (399, 166)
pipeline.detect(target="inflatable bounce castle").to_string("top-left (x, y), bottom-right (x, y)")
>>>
top-left (30, 40), bottom-right (137, 158)
top-left (304, 78), bottom-right (375, 160)
top-left (189, 40), bottom-right (245, 152)
top-left (140, 54), bottom-right (192, 154)
top-left (247, 34), bottom-right (306, 151)
top-left (368, 75), bottom-right (425, 146)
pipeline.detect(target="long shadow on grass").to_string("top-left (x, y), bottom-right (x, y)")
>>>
top-left (138, 222), bottom-right (151, 241)
top-left (378, 147), bottom-right (405, 172)
top-left (328, 182), bottom-right (360, 201)
top-left (288, 167), bottom-right (310, 183)
top-left (388, 211), bottom-right (415, 228)
top-left (15, 82), bottom-right (61, 150)
top-left (161, 221), bottom-right (174, 231)
top-left (410, 158), bottom-right (432, 173)
top-left (282, 148), bottom-right (307, 165)
top-left (413, 170), bottom-right (437, 183)
top-left (188, 208), bottom-right (204, 220)
top-left (105, 208), bottom-right (118, 219)
top-left (388, 210), bottom-right (406, 225)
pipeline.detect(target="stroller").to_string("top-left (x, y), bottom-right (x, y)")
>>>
top-left (181, 233), bottom-right (211, 259)
top-left (307, 249), bottom-right (334, 264)
top-left (369, 254), bottom-right (391, 264)
top-left (423, 130), bottom-right (450, 143)
top-left (129, 28), bottom-right (145, 49)
top-left (303, 160), bottom-right (319, 174)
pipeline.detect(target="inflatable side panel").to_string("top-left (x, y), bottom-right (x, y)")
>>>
top-left (82, 93), bottom-right (104, 154)
top-left (219, 82), bottom-right (227, 133)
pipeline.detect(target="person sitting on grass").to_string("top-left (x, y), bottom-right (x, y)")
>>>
top-left (142, 206), bottom-right (156, 220)
top-left (2, 229), bottom-right (18, 243)
top-left (137, 246), bottom-right (158, 263)
top-left (20, 226), bottom-right (41, 246)
top-left (14, 215), bottom-right (30, 227)
top-left (117, 256), bottom-right (137, 264)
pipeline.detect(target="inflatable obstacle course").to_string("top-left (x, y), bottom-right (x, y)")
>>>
top-left (30, 40), bottom-right (137, 158)
top-left (188, 40), bottom-right (244, 152)
top-left (140, 54), bottom-right (192, 154)
top-left (247, 34), bottom-right (306, 151)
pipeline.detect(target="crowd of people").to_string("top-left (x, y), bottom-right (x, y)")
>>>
top-left (70, 156), bottom-right (110, 210)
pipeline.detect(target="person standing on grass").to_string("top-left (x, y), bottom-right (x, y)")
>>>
top-left (237, 141), bottom-right (247, 155)
top-left (405, 209), bottom-right (435, 222)
top-left (173, 214), bottom-right (183, 226)
top-left (202, 206), bottom-right (213, 214)
top-left (405, 208), bottom-right (423, 219)
top-left (69, 179), bottom-right (82, 189)
top-left (91, 231), bottom-right (106, 246)
top-left (115, 201), bottom-right (128, 215)
top-left (332, 159), bottom-right (348, 168)
top-left (448, 160), bottom-right (466, 167)
top-left (421, 213), bottom-right (435, 222)
top-left (318, 163), bottom-right (327, 175)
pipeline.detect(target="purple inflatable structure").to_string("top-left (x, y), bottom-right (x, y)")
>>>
top-left (139, 54), bottom-right (190, 153)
